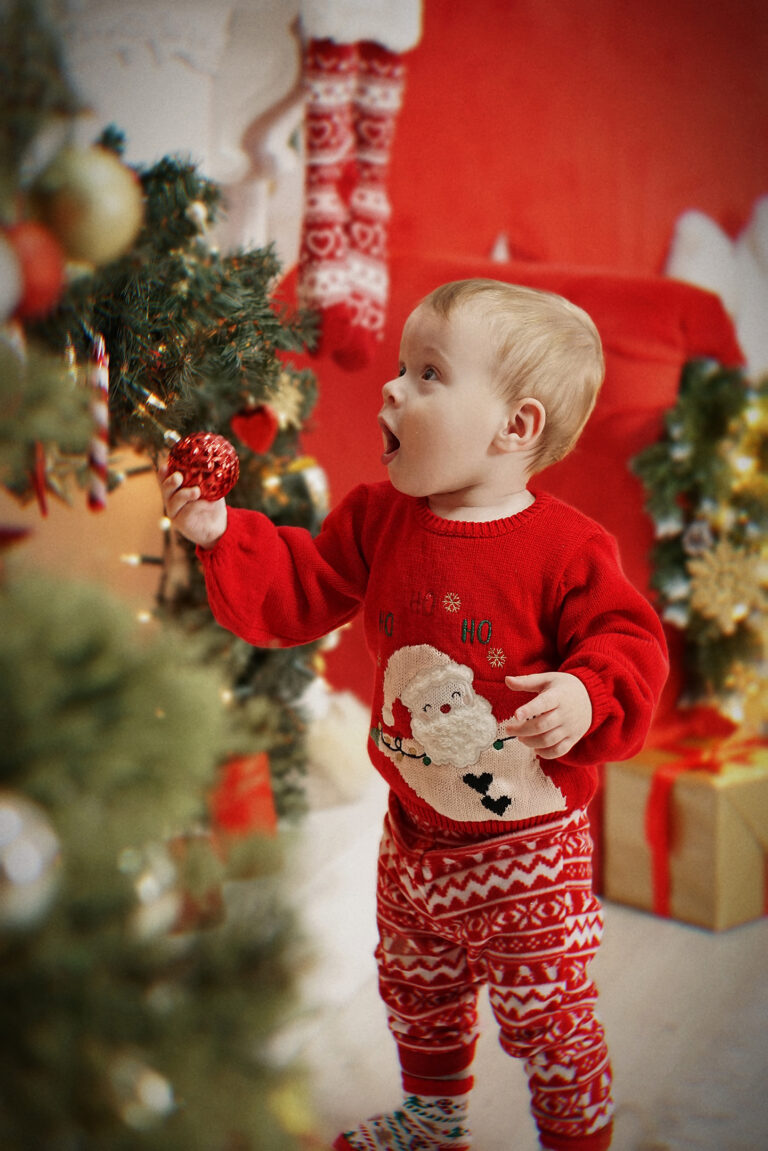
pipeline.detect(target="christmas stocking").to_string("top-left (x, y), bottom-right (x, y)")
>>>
top-left (297, 38), bottom-right (358, 355)
top-left (332, 41), bottom-right (406, 371)
top-left (333, 1074), bottom-right (473, 1151)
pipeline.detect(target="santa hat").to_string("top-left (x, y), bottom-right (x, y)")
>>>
top-left (381, 644), bottom-right (465, 727)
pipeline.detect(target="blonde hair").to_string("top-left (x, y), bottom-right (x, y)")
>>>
top-left (420, 278), bottom-right (605, 473)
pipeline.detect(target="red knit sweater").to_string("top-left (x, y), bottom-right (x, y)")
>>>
top-left (199, 483), bottom-right (668, 834)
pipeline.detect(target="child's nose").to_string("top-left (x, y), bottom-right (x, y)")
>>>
top-left (382, 377), bottom-right (401, 404)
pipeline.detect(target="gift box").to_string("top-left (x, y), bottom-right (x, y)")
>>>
top-left (603, 741), bottom-right (768, 930)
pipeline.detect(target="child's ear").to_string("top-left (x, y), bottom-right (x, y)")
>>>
top-left (495, 398), bottom-right (546, 452)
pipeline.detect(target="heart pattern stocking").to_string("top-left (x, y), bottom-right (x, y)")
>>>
top-left (297, 38), bottom-right (406, 370)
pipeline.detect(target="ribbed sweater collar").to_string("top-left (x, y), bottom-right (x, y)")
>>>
top-left (412, 490), bottom-right (551, 537)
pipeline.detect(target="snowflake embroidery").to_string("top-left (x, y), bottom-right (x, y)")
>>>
top-left (487, 648), bottom-right (506, 669)
top-left (442, 591), bottom-right (462, 613)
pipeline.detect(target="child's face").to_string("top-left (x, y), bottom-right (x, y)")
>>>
top-left (378, 302), bottom-right (511, 512)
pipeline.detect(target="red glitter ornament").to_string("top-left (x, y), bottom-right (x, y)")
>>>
top-left (167, 432), bottom-right (240, 500)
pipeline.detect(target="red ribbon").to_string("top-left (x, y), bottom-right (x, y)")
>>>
top-left (643, 738), bottom-right (766, 918)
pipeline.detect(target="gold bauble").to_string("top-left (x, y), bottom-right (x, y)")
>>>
top-left (33, 146), bottom-right (144, 267)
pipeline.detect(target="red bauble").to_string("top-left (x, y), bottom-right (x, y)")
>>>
top-left (230, 404), bottom-right (280, 454)
top-left (167, 432), bottom-right (240, 500)
top-left (6, 221), bottom-right (66, 319)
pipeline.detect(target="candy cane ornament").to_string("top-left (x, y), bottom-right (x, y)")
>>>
top-left (87, 334), bottom-right (110, 511)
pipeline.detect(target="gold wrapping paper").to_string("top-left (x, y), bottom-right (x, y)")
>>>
top-left (603, 748), bottom-right (768, 930)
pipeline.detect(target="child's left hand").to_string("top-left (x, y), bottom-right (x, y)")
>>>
top-left (503, 672), bottom-right (592, 759)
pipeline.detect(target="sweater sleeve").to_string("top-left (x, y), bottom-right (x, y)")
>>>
top-left (196, 485), bottom-right (371, 647)
top-left (553, 527), bottom-right (669, 766)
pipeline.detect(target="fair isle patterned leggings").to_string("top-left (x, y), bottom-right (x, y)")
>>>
top-left (375, 800), bottom-right (614, 1150)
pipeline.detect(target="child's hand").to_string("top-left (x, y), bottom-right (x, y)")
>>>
top-left (159, 459), bottom-right (227, 549)
top-left (503, 672), bottom-right (592, 759)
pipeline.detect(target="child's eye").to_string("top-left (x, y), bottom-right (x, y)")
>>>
top-left (422, 366), bottom-right (438, 381)
top-left (397, 364), bottom-right (406, 377)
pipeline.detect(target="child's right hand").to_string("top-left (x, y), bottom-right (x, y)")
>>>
top-left (159, 460), bottom-right (227, 549)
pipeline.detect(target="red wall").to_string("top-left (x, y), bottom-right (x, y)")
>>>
top-left (391, 0), bottom-right (768, 272)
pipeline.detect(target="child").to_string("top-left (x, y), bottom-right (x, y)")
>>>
top-left (161, 278), bottom-right (668, 1151)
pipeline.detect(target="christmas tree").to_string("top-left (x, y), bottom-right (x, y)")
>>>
top-left (29, 132), bottom-right (325, 820)
top-left (1, 3), bottom-right (325, 1146)
top-left (3, 0), bottom-right (324, 819)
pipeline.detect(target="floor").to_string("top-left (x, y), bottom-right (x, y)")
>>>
top-left (279, 768), bottom-right (768, 1151)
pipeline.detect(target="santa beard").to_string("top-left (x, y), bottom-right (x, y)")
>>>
top-left (409, 694), bottom-right (498, 769)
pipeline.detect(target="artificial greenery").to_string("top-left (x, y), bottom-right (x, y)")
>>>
top-left (0, 0), bottom-right (81, 217)
top-left (0, 337), bottom-right (91, 499)
top-left (631, 357), bottom-right (768, 720)
top-left (31, 139), bottom-right (317, 455)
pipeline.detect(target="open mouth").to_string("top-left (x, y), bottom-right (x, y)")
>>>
top-left (379, 418), bottom-right (401, 465)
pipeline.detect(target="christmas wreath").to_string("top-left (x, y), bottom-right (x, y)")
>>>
top-left (631, 358), bottom-right (768, 725)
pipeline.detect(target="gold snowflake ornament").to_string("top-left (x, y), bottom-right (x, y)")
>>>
top-left (687, 539), bottom-right (767, 635)
top-left (267, 371), bottom-right (304, 431)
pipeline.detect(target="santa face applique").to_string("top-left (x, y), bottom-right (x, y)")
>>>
top-left (374, 644), bottom-right (566, 822)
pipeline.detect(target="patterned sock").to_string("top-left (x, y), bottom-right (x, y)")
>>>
top-left (297, 38), bottom-right (358, 356)
top-left (333, 1073), bottom-right (473, 1151)
top-left (332, 41), bottom-right (406, 371)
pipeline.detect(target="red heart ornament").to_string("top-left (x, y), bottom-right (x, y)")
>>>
top-left (230, 405), bottom-right (280, 454)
